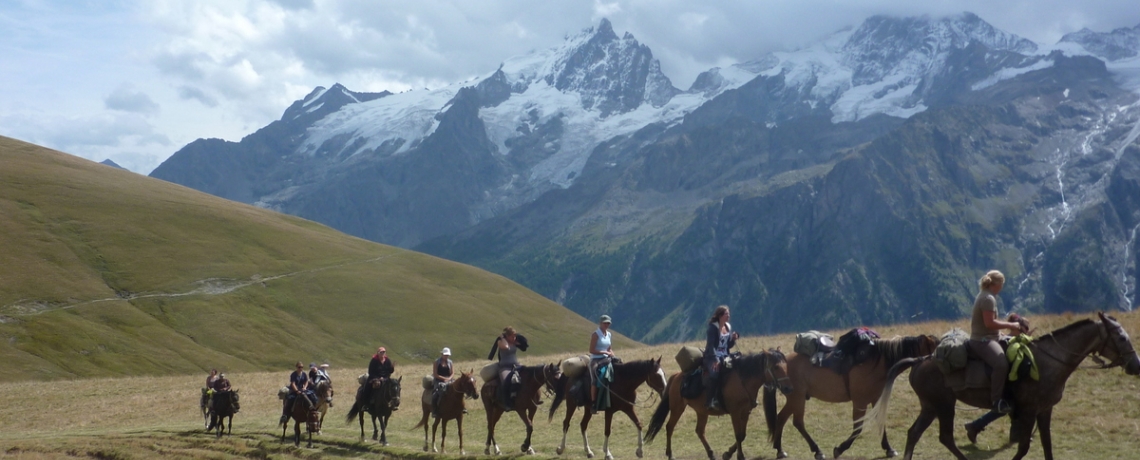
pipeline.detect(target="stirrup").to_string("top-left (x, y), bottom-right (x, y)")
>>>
top-left (994, 399), bottom-right (1013, 414)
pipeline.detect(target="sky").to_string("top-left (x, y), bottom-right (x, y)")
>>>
top-left (2, 0), bottom-right (1139, 174)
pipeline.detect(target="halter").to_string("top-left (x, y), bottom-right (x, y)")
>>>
top-left (763, 352), bottom-right (791, 390)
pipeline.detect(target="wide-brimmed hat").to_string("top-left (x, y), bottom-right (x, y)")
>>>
top-left (442, 347), bottom-right (451, 355)
top-left (600, 314), bottom-right (612, 324)
top-left (319, 363), bottom-right (329, 369)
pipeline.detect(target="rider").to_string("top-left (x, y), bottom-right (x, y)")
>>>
top-left (967, 270), bottom-right (1024, 418)
top-left (203, 368), bottom-right (219, 410)
top-left (280, 361), bottom-right (314, 425)
top-left (703, 305), bottom-right (739, 411)
top-left (431, 347), bottom-right (454, 418)
top-left (214, 372), bottom-right (232, 392)
top-left (315, 363), bottom-right (333, 407)
top-left (358, 347), bottom-right (395, 405)
top-left (588, 315), bottom-right (615, 414)
top-left (496, 327), bottom-right (521, 410)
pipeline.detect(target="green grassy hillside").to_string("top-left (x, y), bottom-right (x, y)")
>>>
top-left (0, 136), bottom-right (635, 381)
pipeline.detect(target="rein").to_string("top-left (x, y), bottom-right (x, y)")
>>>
top-left (1036, 321), bottom-right (1124, 370)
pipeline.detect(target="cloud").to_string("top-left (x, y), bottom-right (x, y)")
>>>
top-left (105, 85), bottom-right (160, 115)
top-left (177, 85), bottom-right (219, 107)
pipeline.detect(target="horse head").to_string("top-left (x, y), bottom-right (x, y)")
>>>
top-left (647, 356), bottom-right (667, 397)
top-left (1098, 312), bottom-right (1140, 375)
top-left (541, 362), bottom-right (562, 393)
top-left (766, 348), bottom-right (793, 395)
top-left (457, 371), bottom-right (479, 399)
top-left (387, 376), bottom-right (403, 410)
top-left (918, 334), bottom-right (939, 356)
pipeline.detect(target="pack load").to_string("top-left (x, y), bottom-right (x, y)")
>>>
top-left (278, 386), bottom-right (290, 400)
top-left (675, 346), bottom-right (703, 373)
top-left (934, 328), bottom-right (970, 374)
top-left (561, 355), bottom-right (589, 378)
top-left (479, 362), bottom-right (499, 382)
top-left (793, 330), bottom-right (835, 356)
top-left (358, 373), bottom-right (369, 386)
top-left (422, 374), bottom-right (434, 390)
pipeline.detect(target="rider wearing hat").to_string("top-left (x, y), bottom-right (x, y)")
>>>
top-left (588, 315), bottom-right (615, 413)
top-left (431, 347), bottom-right (454, 418)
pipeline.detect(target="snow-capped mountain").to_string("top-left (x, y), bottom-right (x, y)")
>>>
top-left (1061, 24), bottom-right (1140, 61)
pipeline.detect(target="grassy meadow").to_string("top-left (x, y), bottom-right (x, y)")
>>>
top-left (1, 311), bottom-right (1139, 459)
top-left (0, 136), bottom-right (634, 381)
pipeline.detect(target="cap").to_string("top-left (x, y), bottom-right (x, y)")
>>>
top-left (441, 347), bottom-right (451, 355)
top-left (378, 346), bottom-right (386, 353)
top-left (600, 314), bottom-right (612, 324)
top-left (319, 363), bottom-right (329, 369)
top-left (219, 373), bottom-right (225, 378)
top-left (309, 362), bottom-right (316, 368)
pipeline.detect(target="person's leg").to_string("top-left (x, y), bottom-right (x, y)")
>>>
top-left (969, 340), bottom-right (1010, 412)
top-left (499, 367), bottom-right (513, 410)
top-left (964, 410), bottom-right (1005, 443)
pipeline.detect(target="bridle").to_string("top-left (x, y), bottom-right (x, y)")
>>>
top-left (763, 351), bottom-right (791, 391)
top-left (1038, 319), bottom-right (1138, 370)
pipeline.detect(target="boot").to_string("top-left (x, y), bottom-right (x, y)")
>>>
top-left (431, 391), bottom-right (441, 418)
top-left (965, 421), bottom-right (983, 444)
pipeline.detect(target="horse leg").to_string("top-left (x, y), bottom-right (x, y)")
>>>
top-left (440, 419), bottom-right (449, 454)
top-left (695, 413), bottom-right (716, 460)
top-left (623, 406), bottom-right (645, 458)
top-left (1037, 408), bottom-right (1054, 460)
top-left (663, 400), bottom-right (685, 460)
top-left (557, 402), bottom-right (573, 455)
top-left (357, 411), bottom-right (365, 441)
top-left (458, 415), bottom-right (467, 456)
top-left (294, 419), bottom-right (301, 447)
top-left (722, 409), bottom-right (749, 460)
top-left (1009, 413), bottom-right (1038, 460)
top-left (834, 401), bottom-right (869, 459)
top-left (603, 409), bottom-right (615, 460)
top-left (371, 414), bottom-right (379, 441)
top-left (789, 400), bottom-right (823, 460)
top-left (902, 406), bottom-right (935, 460)
top-left (380, 414), bottom-right (390, 446)
top-left (773, 397), bottom-right (795, 459)
top-left (518, 409), bottom-right (536, 454)
top-left (582, 407), bottom-right (595, 458)
top-left (934, 407), bottom-right (968, 460)
top-left (485, 408), bottom-right (502, 455)
top-left (432, 417), bottom-right (442, 452)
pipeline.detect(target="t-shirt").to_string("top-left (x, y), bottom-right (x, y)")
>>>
top-left (436, 358), bottom-right (453, 378)
top-left (290, 371), bottom-right (308, 391)
top-left (591, 328), bottom-right (612, 359)
top-left (970, 291), bottom-right (1000, 341)
top-left (499, 341), bottom-right (519, 365)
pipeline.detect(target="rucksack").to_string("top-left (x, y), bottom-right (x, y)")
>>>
top-left (794, 330), bottom-right (834, 356)
top-left (934, 328), bottom-right (970, 374)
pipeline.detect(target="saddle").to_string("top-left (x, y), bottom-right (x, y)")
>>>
top-left (811, 327), bottom-right (878, 374)
top-left (943, 337), bottom-right (1033, 391)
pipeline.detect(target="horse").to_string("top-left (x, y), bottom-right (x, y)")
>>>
top-left (548, 358), bottom-right (668, 459)
top-left (281, 389), bottom-right (319, 447)
top-left (864, 312), bottom-right (1140, 460)
top-left (769, 334), bottom-right (938, 460)
top-left (312, 381), bottom-right (332, 434)
top-left (413, 370), bottom-right (479, 454)
top-left (645, 349), bottom-right (793, 460)
top-left (346, 376), bottom-right (403, 445)
top-left (200, 388), bottom-right (212, 429)
top-left (209, 389), bottom-right (239, 438)
top-left (480, 362), bottom-right (561, 455)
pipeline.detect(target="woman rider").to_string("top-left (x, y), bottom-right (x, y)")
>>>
top-left (968, 270), bottom-right (1024, 416)
top-left (588, 315), bottom-right (615, 413)
top-left (496, 327), bottom-right (520, 410)
top-left (703, 305), bottom-right (738, 410)
top-left (281, 361), bottom-right (312, 425)
top-left (431, 347), bottom-right (454, 418)
top-left (964, 270), bottom-right (1029, 442)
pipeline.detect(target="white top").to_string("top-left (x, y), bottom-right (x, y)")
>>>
top-left (591, 327), bottom-right (612, 359)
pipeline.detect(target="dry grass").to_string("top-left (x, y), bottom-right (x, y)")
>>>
top-left (1, 311), bottom-right (1139, 459)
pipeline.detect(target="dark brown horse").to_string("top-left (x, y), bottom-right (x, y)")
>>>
top-left (549, 358), bottom-right (668, 459)
top-left (346, 376), bottom-right (402, 445)
top-left (281, 389), bottom-right (319, 447)
top-left (645, 350), bottom-right (793, 460)
top-left (209, 389), bottom-right (239, 438)
top-left (865, 312), bottom-right (1140, 460)
top-left (769, 334), bottom-right (937, 460)
top-left (413, 371), bottom-right (479, 454)
top-left (480, 362), bottom-right (561, 455)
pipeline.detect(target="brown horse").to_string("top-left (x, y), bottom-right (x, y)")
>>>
top-left (480, 362), bottom-right (561, 455)
top-left (769, 334), bottom-right (937, 460)
top-left (865, 312), bottom-right (1140, 460)
top-left (346, 376), bottom-right (402, 445)
top-left (413, 371), bottom-right (479, 454)
top-left (209, 389), bottom-right (239, 438)
top-left (281, 389), bottom-right (319, 447)
top-left (645, 350), bottom-right (793, 460)
top-left (549, 358), bottom-right (668, 459)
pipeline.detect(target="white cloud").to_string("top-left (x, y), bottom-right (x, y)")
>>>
top-left (105, 85), bottom-right (160, 115)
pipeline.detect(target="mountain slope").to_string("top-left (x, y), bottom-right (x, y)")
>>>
top-left (0, 136), bottom-right (632, 381)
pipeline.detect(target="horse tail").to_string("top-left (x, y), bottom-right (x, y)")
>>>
top-left (412, 411), bottom-right (428, 430)
top-left (763, 385), bottom-right (779, 442)
top-left (861, 356), bottom-right (926, 439)
top-left (548, 374), bottom-right (568, 422)
top-left (644, 377), bottom-right (673, 443)
top-left (345, 400), bottom-right (362, 423)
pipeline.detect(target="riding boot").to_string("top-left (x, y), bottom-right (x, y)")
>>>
top-left (705, 375), bottom-right (721, 411)
top-left (498, 382), bottom-right (513, 411)
top-left (431, 390), bottom-right (441, 418)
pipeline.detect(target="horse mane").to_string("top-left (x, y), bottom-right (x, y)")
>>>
top-left (613, 359), bottom-right (658, 379)
top-left (873, 335), bottom-right (935, 369)
top-left (1034, 318), bottom-right (1097, 342)
top-left (735, 350), bottom-right (782, 378)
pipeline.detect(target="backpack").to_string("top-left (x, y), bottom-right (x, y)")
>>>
top-left (934, 328), bottom-right (970, 374)
top-left (674, 346), bottom-right (703, 373)
top-left (794, 330), bottom-right (834, 356)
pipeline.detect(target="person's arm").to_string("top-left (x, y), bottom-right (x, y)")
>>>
top-left (289, 373), bottom-right (300, 392)
top-left (498, 336), bottom-right (510, 351)
top-left (589, 332), bottom-right (600, 355)
top-left (982, 310), bottom-right (1022, 332)
top-left (433, 359), bottom-right (443, 381)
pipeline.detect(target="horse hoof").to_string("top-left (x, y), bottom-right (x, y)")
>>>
top-left (606, 454), bottom-right (614, 460)
top-left (461, 451), bottom-right (466, 456)
top-left (777, 451), bottom-right (788, 459)
top-left (556, 447), bottom-right (565, 455)
top-left (886, 448), bottom-right (898, 458)
top-left (423, 446), bottom-right (429, 452)
top-left (485, 447), bottom-right (492, 455)
top-left (814, 452), bottom-right (824, 460)
top-left (527, 447), bottom-right (536, 455)
top-left (636, 447), bottom-right (643, 458)
top-left (587, 452), bottom-right (594, 459)
top-left (833, 447), bottom-right (842, 459)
